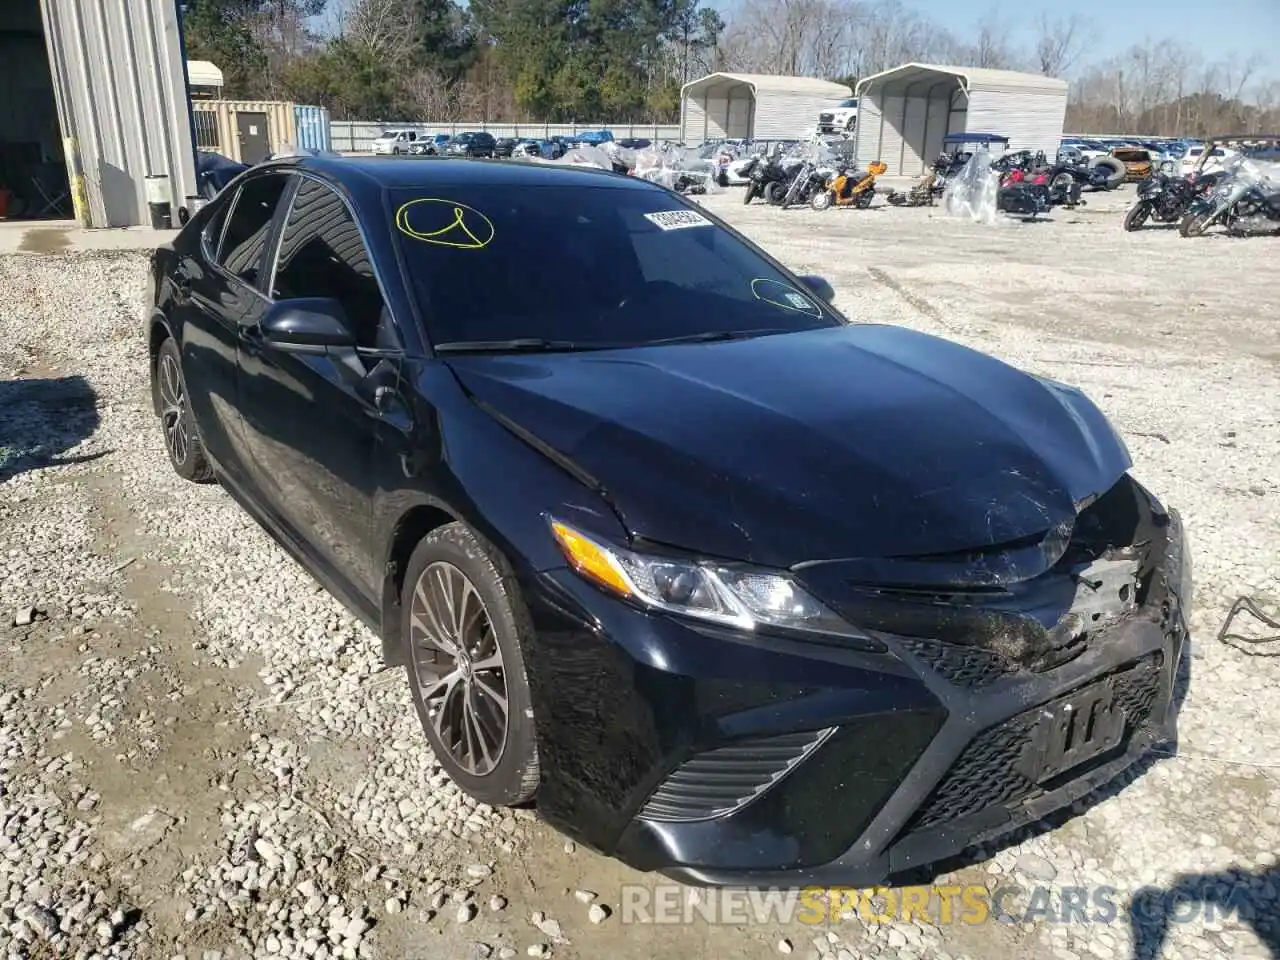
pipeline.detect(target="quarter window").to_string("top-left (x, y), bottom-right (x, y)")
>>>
top-left (218, 174), bottom-right (290, 286)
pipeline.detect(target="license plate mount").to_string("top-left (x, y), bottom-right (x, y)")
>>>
top-left (1021, 680), bottom-right (1127, 784)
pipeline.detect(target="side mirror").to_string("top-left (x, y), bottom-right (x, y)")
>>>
top-left (260, 298), bottom-right (356, 352)
top-left (797, 274), bottom-right (835, 303)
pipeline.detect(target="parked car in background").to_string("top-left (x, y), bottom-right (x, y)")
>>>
top-left (1110, 147), bottom-right (1156, 182)
top-left (408, 134), bottom-right (453, 156)
top-left (371, 129), bottom-right (421, 155)
top-left (494, 137), bottom-right (520, 158)
top-left (818, 97), bottom-right (858, 134)
top-left (445, 131), bottom-right (498, 158)
top-left (1180, 142), bottom-right (1237, 176)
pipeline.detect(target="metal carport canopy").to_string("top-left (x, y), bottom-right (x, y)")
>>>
top-left (680, 73), bottom-right (853, 140)
top-left (854, 62), bottom-right (1068, 98)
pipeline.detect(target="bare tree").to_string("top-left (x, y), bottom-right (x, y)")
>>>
top-left (336, 0), bottom-right (419, 67)
top-left (969, 7), bottom-right (1016, 69)
top-left (1033, 13), bottom-right (1091, 76)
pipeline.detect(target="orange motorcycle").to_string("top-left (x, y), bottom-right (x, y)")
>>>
top-left (810, 160), bottom-right (887, 210)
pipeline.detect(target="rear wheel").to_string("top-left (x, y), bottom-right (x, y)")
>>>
top-left (764, 182), bottom-right (786, 205)
top-left (153, 337), bottom-right (215, 483)
top-left (402, 523), bottom-right (539, 806)
top-left (1124, 201), bottom-right (1152, 232)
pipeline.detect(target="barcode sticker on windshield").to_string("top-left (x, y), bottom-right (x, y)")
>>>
top-left (643, 210), bottom-right (712, 231)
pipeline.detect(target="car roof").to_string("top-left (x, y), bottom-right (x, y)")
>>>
top-left (262, 154), bottom-right (652, 192)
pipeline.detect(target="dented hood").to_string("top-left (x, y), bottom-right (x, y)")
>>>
top-left (447, 325), bottom-right (1131, 569)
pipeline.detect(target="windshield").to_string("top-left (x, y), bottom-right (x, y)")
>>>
top-left (379, 131), bottom-right (401, 139)
top-left (390, 184), bottom-right (843, 349)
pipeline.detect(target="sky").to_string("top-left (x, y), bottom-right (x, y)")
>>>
top-left (923, 0), bottom-right (1276, 77)
top-left (706, 0), bottom-right (1279, 82)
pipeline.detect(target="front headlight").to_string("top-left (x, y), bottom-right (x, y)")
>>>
top-left (549, 519), bottom-right (865, 639)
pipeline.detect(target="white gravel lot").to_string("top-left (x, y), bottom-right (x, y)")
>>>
top-left (1, 188), bottom-right (1278, 960)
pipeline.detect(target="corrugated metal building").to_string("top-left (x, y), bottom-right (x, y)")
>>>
top-left (0, 0), bottom-right (196, 228)
top-left (854, 63), bottom-right (1068, 176)
top-left (680, 74), bottom-right (853, 142)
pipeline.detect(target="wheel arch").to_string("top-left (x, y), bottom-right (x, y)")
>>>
top-left (148, 312), bottom-right (175, 417)
top-left (379, 500), bottom-right (463, 667)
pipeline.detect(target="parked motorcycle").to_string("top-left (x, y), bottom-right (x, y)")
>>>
top-left (811, 160), bottom-right (887, 210)
top-left (1180, 155), bottom-right (1280, 237)
top-left (996, 156), bottom-right (1083, 214)
top-left (774, 158), bottom-right (828, 208)
top-left (742, 154), bottom-right (790, 204)
top-left (1123, 170), bottom-right (1226, 231)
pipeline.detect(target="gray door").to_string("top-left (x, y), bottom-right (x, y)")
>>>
top-left (236, 112), bottom-right (271, 163)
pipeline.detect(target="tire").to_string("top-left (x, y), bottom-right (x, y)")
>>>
top-left (402, 522), bottom-right (540, 807)
top-left (764, 181), bottom-right (786, 205)
top-left (1091, 156), bottom-right (1125, 189)
top-left (1124, 201), bottom-right (1152, 232)
top-left (1179, 211), bottom-right (1212, 238)
top-left (856, 188), bottom-right (875, 209)
top-left (153, 337), bottom-right (215, 484)
top-left (810, 190), bottom-right (832, 211)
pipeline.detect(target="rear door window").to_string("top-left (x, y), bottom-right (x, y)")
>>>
top-left (217, 174), bottom-right (292, 287)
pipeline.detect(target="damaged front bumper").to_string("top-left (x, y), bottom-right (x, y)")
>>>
top-left (562, 476), bottom-right (1190, 886)
top-left (517, 473), bottom-right (1187, 887)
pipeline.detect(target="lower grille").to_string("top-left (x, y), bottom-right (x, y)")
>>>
top-left (639, 729), bottom-right (834, 823)
top-left (903, 653), bottom-right (1164, 834)
top-left (898, 638), bottom-right (1017, 689)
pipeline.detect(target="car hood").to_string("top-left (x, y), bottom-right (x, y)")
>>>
top-left (447, 325), bottom-right (1131, 571)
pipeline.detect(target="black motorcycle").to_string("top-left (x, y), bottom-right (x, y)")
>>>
top-left (776, 159), bottom-right (828, 208)
top-left (742, 155), bottom-right (790, 204)
top-left (1124, 170), bottom-right (1226, 231)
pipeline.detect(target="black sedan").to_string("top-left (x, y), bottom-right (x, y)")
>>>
top-left (146, 155), bottom-right (1190, 885)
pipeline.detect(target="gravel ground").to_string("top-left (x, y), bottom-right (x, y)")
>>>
top-left (1, 183), bottom-right (1277, 960)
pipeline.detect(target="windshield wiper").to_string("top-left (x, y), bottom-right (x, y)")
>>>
top-left (640, 328), bottom-right (794, 347)
top-left (433, 338), bottom-right (600, 355)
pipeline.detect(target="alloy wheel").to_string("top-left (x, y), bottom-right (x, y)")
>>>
top-left (158, 352), bottom-right (189, 466)
top-left (409, 561), bottom-right (509, 776)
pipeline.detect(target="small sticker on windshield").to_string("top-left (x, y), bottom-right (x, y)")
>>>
top-left (643, 210), bottom-right (712, 231)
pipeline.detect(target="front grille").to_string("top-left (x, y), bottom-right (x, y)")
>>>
top-left (902, 653), bottom-right (1164, 834)
top-left (639, 729), bottom-right (834, 822)
top-left (897, 638), bottom-right (1018, 689)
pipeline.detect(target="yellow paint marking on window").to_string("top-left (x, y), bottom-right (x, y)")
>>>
top-left (394, 198), bottom-right (495, 249)
top-left (750, 278), bottom-right (822, 317)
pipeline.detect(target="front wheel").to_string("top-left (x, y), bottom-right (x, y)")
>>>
top-left (1124, 201), bottom-right (1152, 232)
top-left (1179, 210), bottom-right (1213, 238)
top-left (810, 190), bottom-right (832, 211)
top-left (402, 522), bottom-right (540, 806)
top-left (744, 183), bottom-right (760, 205)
